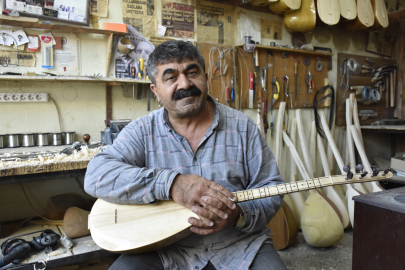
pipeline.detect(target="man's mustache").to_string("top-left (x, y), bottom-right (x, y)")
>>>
top-left (172, 86), bottom-right (202, 101)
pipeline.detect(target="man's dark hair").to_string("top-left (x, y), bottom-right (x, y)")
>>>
top-left (146, 40), bottom-right (205, 85)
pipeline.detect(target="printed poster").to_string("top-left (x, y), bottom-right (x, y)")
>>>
top-left (196, 1), bottom-right (236, 45)
top-left (52, 31), bottom-right (81, 75)
top-left (0, 49), bottom-right (36, 67)
top-left (260, 19), bottom-right (282, 40)
top-left (162, 2), bottom-right (195, 39)
top-left (122, 0), bottom-right (157, 38)
top-left (91, 0), bottom-right (109, 18)
top-left (114, 25), bottom-right (155, 79)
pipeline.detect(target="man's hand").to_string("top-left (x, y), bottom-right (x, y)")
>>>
top-left (170, 174), bottom-right (238, 234)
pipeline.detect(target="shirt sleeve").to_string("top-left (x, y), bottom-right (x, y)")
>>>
top-left (84, 120), bottom-right (179, 205)
top-left (236, 125), bottom-right (284, 233)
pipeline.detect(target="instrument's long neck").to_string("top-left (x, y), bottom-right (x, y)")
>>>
top-left (232, 172), bottom-right (390, 203)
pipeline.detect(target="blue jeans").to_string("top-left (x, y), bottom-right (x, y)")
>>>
top-left (109, 242), bottom-right (287, 270)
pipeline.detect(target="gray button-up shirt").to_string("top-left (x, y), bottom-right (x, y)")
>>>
top-left (85, 96), bottom-right (283, 270)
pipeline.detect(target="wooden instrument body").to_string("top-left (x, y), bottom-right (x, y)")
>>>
top-left (267, 201), bottom-right (298, 250)
top-left (338, 0), bottom-right (357, 20)
top-left (315, 0), bottom-right (341, 26)
top-left (269, 0), bottom-right (301, 14)
top-left (343, 0), bottom-right (375, 30)
top-left (283, 0), bottom-right (316, 33)
top-left (369, 0), bottom-right (389, 30)
top-left (301, 190), bottom-right (344, 247)
top-left (89, 199), bottom-right (197, 253)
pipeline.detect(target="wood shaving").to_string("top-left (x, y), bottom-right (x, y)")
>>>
top-left (0, 146), bottom-right (101, 169)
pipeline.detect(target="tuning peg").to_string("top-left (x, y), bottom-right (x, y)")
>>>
top-left (372, 167), bottom-right (379, 177)
top-left (360, 171), bottom-right (368, 179)
top-left (343, 165), bottom-right (351, 173)
top-left (382, 168), bottom-right (391, 176)
top-left (356, 164), bottom-right (364, 172)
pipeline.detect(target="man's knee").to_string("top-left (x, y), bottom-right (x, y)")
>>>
top-left (250, 241), bottom-right (287, 270)
top-left (109, 252), bottom-right (164, 270)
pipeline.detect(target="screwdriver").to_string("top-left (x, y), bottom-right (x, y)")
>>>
top-left (138, 58), bottom-right (144, 79)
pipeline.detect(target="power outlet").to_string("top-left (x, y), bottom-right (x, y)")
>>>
top-left (0, 93), bottom-right (49, 102)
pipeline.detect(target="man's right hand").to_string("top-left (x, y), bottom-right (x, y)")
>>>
top-left (169, 174), bottom-right (237, 228)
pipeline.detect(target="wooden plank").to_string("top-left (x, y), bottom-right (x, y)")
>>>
top-left (335, 53), bottom-right (397, 126)
top-left (106, 85), bottom-right (112, 120)
top-left (0, 160), bottom-right (90, 177)
top-left (237, 44), bottom-right (334, 56)
top-left (105, 33), bottom-right (113, 76)
top-left (0, 19), bottom-right (126, 36)
top-left (0, 169), bottom-right (86, 185)
top-left (360, 125), bottom-right (405, 130)
top-left (0, 76), bottom-right (151, 84)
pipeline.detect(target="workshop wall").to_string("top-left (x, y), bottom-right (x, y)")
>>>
top-left (0, 0), bottom-right (391, 222)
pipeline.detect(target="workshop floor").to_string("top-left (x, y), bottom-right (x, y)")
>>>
top-left (278, 229), bottom-right (353, 270)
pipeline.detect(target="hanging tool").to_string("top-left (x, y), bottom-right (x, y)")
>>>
top-left (226, 86), bottom-right (231, 107)
top-left (231, 77), bottom-right (235, 108)
top-left (306, 71), bottom-right (314, 93)
top-left (266, 50), bottom-right (274, 114)
top-left (254, 48), bottom-right (260, 96)
top-left (131, 66), bottom-right (135, 79)
top-left (303, 57), bottom-right (311, 76)
top-left (249, 72), bottom-right (254, 108)
top-left (294, 60), bottom-right (298, 107)
top-left (261, 67), bottom-right (269, 133)
top-left (270, 77), bottom-right (280, 137)
top-left (213, 61), bottom-right (221, 76)
top-left (138, 58), bottom-right (144, 79)
top-left (283, 76), bottom-right (289, 140)
top-left (315, 58), bottom-right (323, 72)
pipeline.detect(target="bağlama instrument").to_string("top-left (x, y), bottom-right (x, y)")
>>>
top-left (89, 170), bottom-right (393, 253)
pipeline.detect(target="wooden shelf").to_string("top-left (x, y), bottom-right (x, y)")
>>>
top-left (0, 19), bottom-right (126, 36)
top-left (361, 125), bottom-right (405, 131)
top-left (237, 44), bottom-right (334, 56)
top-left (0, 75), bottom-right (151, 84)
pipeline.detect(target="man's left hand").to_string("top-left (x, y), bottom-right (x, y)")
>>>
top-left (188, 202), bottom-right (241, 235)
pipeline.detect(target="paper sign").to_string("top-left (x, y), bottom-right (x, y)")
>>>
top-left (157, 25), bottom-right (167, 37)
top-left (57, 10), bottom-right (69, 20)
top-left (6, 0), bottom-right (26, 11)
top-left (27, 36), bottom-right (40, 52)
top-left (69, 13), bottom-right (84, 22)
top-left (26, 4), bottom-right (43, 15)
top-left (0, 30), bottom-right (13, 46)
top-left (39, 33), bottom-right (57, 45)
top-left (10, 30), bottom-right (29, 46)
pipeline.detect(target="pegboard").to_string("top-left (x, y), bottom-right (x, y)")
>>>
top-left (196, 43), bottom-right (235, 108)
top-left (335, 53), bottom-right (397, 126)
top-left (235, 45), bottom-right (331, 110)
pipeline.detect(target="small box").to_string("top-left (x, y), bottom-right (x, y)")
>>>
top-left (391, 152), bottom-right (405, 172)
top-left (103, 22), bottom-right (127, 33)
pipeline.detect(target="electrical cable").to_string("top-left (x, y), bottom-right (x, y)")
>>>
top-left (20, 183), bottom-right (63, 223)
top-left (50, 97), bottom-right (62, 132)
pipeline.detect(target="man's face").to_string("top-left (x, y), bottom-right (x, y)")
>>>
top-left (150, 60), bottom-right (208, 119)
top-left (134, 41), bottom-right (154, 61)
